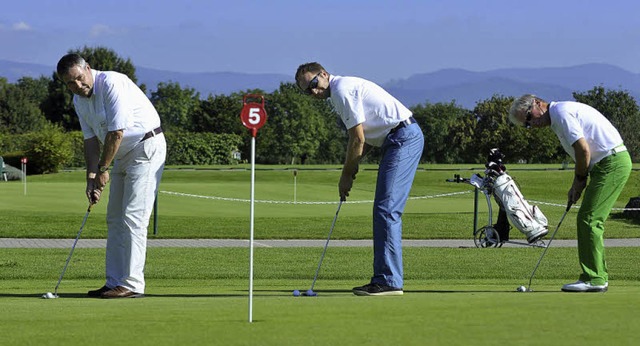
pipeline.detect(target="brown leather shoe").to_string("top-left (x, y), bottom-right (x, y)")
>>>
top-left (100, 286), bottom-right (144, 299)
top-left (87, 285), bottom-right (111, 298)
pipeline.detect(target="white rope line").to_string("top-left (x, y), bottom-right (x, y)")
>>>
top-left (160, 190), bottom-right (472, 205)
top-left (160, 190), bottom-right (640, 211)
top-left (529, 200), bottom-right (640, 211)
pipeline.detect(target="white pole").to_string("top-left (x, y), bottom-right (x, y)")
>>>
top-left (22, 162), bottom-right (27, 195)
top-left (293, 170), bottom-right (297, 204)
top-left (248, 136), bottom-right (255, 323)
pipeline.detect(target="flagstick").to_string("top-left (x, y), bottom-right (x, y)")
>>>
top-left (249, 135), bottom-right (255, 323)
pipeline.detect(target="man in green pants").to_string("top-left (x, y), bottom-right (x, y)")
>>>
top-left (509, 94), bottom-right (632, 292)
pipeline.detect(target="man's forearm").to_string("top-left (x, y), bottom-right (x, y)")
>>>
top-left (84, 137), bottom-right (101, 180)
top-left (572, 138), bottom-right (591, 178)
top-left (99, 130), bottom-right (124, 168)
top-left (342, 127), bottom-right (365, 178)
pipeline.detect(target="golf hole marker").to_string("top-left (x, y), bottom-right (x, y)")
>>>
top-left (240, 94), bottom-right (267, 323)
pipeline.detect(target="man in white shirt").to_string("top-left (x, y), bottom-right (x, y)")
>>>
top-left (509, 94), bottom-right (631, 292)
top-left (57, 53), bottom-right (166, 298)
top-left (296, 62), bottom-right (424, 296)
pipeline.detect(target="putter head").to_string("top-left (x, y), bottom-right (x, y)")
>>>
top-left (303, 289), bottom-right (317, 296)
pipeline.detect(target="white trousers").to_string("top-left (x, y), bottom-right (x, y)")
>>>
top-left (105, 133), bottom-right (166, 293)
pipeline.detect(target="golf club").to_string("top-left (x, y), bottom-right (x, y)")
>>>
top-left (302, 198), bottom-right (344, 297)
top-left (44, 204), bottom-right (92, 299)
top-left (524, 201), bottom-right (573, 292)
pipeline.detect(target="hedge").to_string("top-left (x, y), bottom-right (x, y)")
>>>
top-left (164, 132), bottom-right (242, 165)
top-left (1, 129), bottom-right (242, 174)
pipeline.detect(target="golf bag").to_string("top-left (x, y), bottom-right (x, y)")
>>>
top-left (483, 149), bottom-right (549, 243)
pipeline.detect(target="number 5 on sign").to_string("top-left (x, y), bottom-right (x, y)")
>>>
top-left (240, 94), bottom-right (267, 137)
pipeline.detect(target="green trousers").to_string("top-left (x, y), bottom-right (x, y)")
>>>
top-left (577, 151), bottom-right (632, 285)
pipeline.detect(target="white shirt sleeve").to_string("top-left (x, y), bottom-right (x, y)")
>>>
top-left (101, 74), bottom-right (132, 132)
top-left (332, 88), bottom-right (365, 130)
top-left (557, 110), bottom-right (584, 146)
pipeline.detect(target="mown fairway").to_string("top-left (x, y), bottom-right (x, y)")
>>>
top-left (0, 165), bottom-right (638, 345)
top-left (1, 247), bottom-right (640, 345)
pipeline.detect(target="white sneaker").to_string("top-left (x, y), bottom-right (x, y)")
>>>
top-left (561, 280), bottom-right (608, 292)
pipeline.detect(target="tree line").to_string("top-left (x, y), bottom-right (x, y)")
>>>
top-left (1, 46), bottom-right (639, 171)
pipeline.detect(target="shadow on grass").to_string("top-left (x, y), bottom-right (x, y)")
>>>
top-left (0, 292), bottom-right (248, 299)
top-left (253, 288), bottom-right (540, 294)
top-left (0, 288), bottom-right (562, 299)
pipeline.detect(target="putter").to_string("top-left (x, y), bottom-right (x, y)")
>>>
top-left (51, 204), bottom-right (93, 297)
top-left (304, 199), bottom-right (344, 296)
top-left (526, 201), bottom-right (573, 291)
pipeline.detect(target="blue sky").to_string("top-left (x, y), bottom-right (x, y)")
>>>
top-left (1, 0), bottom-right (638, 83)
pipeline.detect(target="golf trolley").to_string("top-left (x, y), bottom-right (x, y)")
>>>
top-left (447, 149), bottom-right (548, 248)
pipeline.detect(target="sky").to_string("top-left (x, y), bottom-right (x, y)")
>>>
top-left (1, 0), bottom-right (639, 83)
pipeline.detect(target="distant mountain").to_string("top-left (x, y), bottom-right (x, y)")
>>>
top-left (383, 63), bottom-right (640, 108)
top-left (386, 76), bottom-right (575, 109)
top-left (1, 59), bottom-right (638, 109)
top-left (0, 59), bottom-right (54, 80)
top-left (135, 67), bottom-right (292, 96)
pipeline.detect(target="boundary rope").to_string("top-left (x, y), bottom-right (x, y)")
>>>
top-left (160, 190), bottom-right (472, 205)
top-left (160, 190), bottom-right (640, 211)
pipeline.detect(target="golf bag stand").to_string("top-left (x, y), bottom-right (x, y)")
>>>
top-left (446, 148), bottom-right (548, 248)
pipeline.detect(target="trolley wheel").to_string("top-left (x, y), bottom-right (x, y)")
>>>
top-left (474, 226), bottom-right (502, 248)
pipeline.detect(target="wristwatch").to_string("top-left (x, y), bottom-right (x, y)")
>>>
top-left (99, 165), bottom-right (109, 173)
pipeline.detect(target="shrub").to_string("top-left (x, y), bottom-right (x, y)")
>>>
top-left (164, 132), bottom-right (243, 165)
top-left (23, 124), bottom-right (73, 174)
top-left (66, 131), bottom-right (85, 168)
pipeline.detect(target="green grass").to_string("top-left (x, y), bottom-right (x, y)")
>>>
top-left (0, 165), bottom-right (638, 239)
top-left (0, 165), bottom-right (639, 345)
top-left (1, 247), bottom-right (640, 345)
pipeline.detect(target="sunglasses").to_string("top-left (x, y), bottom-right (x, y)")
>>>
top-left (524, 103), bottom-right (533, 128)
top-left (302, 72), bottom-right (322, 95)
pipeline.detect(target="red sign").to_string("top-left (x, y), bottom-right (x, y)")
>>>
top-left (240, 94), bottom-right (267, 137)
top-left (20, 157), bottom-right (27, 164)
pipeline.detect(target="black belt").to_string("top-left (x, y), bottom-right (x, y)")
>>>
top-left (390, 117), bottom-right (416, 133)
top-left (140, 127), bottom-right (163, 142)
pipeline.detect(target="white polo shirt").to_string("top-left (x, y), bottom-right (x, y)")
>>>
top-left (329, 75), bottom-right (412, 147)
top-left (549, 101), bottom-right (624, 169)
top-left (73, 69), bottom-right (161, 159)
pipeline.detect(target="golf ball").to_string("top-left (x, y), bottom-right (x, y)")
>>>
top-left (292, 290), bottom-right (300, 297)
top-left (516, 286), bottom-right (527, 292)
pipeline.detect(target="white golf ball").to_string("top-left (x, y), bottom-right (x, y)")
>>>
top-left (516, 286), bottom-right (527, 292)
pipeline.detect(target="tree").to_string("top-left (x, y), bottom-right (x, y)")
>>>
top-left (41, 46), bottom-right (139, 131)
top-left (15, 76), bottom-right (51, 106)
top-left (258, 83), bottom-right (336, 164)
top-left (194, 92), bottom-right (245, 134)
top-left (0, 78), bottom-right (49, 134)
top-left (573, 86), bottom-right (640, 161)
top-left (150, 82), bottom-right (201, 132)
top-left (412, 101), bottom-right (472, 163)
top-left (472, 94), bottom-right (561, 163)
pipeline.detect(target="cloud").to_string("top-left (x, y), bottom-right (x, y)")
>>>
top-left (12, 22), bottom-right (31, 31)
top-left (89, 24), bottom-right (114, 38)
